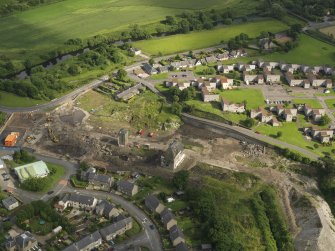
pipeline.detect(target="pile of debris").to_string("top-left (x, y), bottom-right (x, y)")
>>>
top-left (240, 142), bottom-right (265, 157)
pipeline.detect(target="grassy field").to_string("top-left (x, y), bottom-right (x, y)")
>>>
top-left (218, 88), bottom-right (265, 109)
top-left (261, 34), bottom-right (335, 66)
top-left (0, 0), bottom-right (259, 62)
top-left (78, 90), bottom-right (180, 131)
top-left (325, 99), bottom-right (335, 109)
top-left (320, 26), bottom-right (335, 37)
top-left (0, 91), bottom-right (47, 107)
top-left (134, 19), bottom-right (289, 55)
top-left (293, 98), bottom-right (322, 108)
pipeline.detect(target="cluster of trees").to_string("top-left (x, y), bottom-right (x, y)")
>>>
top-left (13, 149), bottom-right (36, 164)
top-left (317, 157), bottom-right (335, 214)
top-left (0, 44), bottom-right (129, 99)
top-left (16, 200), bottom-right (73, 235)
top-left (0, 0), bottom-right (61, 16)
top-left (227, 33), bottom-right (249, 50)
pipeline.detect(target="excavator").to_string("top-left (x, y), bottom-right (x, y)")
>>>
top-left (47, 127), bottom-right (59, 143)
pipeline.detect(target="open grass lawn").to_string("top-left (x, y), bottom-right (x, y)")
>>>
top-left (293, 98), bottom-right (322, 108)
top-left (325, 99), bottom-right (335, 109)
top-left (134, 19), bottom-right (289, 55)
top-left (150, 73), bottom-right (168, 80)
top-left (78, 90), bottom-right (180, 131)
top-left (217, 88), bottom-right (265, 109)
top-left (0, 91), bottom-right (47, 107)
top-left (261, 35), bottom-right (335, 67)
top-left (178, 217), bottom-right (202, 246)
top-left (43, 163), bottom-right (65, 192)
top-left (0, 0), bottom-right (260, 63)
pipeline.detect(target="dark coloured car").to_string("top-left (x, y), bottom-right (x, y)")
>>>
top-left (149, 224), bottom-right (155, 230)
top-left (47, 191), bottom-right (54, 195)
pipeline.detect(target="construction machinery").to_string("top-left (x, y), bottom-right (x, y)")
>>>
top-left (47, 127), bottom-right (59, 143)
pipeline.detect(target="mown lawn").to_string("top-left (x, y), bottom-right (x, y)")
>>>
top-left (0, 0), bottom-right (260, 63)
top-left (217, 88), bottom-right (265, 109)
top-left (0, 91), bottom-right (47, 107)
top-left (43, 163), bottom-right (65, 192)
top-left (325, 99), bottom-right (335, 109)
top-left (134, 19), bottom-right (289, 55)
top-left (293, 98), bottom-right (322, 108)
top-left (261, 34), bottom-right (335, 67)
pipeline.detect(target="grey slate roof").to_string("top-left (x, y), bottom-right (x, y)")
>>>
top-left (117, 180), bottom-right (136, 194)
top-left (87, 172), bottom-right (112, 184)
top-left (160, 208), bottom-right (176, 226)
top-left (63, 231), bottom-right (101, 251)
top-left (145, 195), bottom-right (161, 211)
top-left (176, 242), bottom-right (189, 251)
top-left (169, 225), bottom-right (185, 242)
top-left (2, 196), bottom-right (18, 208)
top-left (60, 193), bottom-right (96, 206)
top-left (142, 63), bottom-right (158, 74)
top-left (15, 231), bottom-right (37, 249)
top-left (95, 200), bottom-right (117, 218)
top-left (100, 217), bottom-right (132, 239)
top-left (166, 141), bottom-right (184, 159)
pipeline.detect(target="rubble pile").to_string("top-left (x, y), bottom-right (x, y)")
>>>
top-left (240, 142), bottom-right (265, 157)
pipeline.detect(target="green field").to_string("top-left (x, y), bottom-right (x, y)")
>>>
top-left (134, 19), bottom-right (289, 55)
top-left (218, 88), bottom-right (265, 109)
top-left (0, 91), bottom-right (47, 107)
top-left (325, 99), bottom-right (335, 109)
top-left (293, 98), bottom-right (322, 108)
top-left (0, 0), bottom-right (259, 62)
top-left (261, 35), bottom-right (335, 67)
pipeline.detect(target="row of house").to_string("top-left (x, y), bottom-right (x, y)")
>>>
top-left (79, 167), bottom-right (139, 196)
top-left (284, 72), bottom-right (332, 89)
top-left (139, 49), bottom-right (247, 76)
top-left (145, 195), bottom-right (188, 250)
top-left (62, 217), bottom-right (133, 251)
top-left (115, 83), bottom-right (144, 101)
top-left (304, 127), bottom-right (334, 143)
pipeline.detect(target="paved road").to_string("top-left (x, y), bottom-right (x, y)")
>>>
top-left (316, 96), bottom-right (335, 128)
top-left (182, 113), bottom-right (320, 160)
top-left (0, 75), bottom-right (109, 113)
top-left (2, 151), bottom-right (162, 251)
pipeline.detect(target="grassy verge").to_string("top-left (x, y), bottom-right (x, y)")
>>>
top-left (325, 99), bottom-right (335, 109)
top-left (70, 176), bottom-right (88, 188)
top-left (216, 88), bottom-right (265, 109)
top-left (0, 91), bottom-right (47, 107)
top-left (292, 98), bottom-right (322, 108)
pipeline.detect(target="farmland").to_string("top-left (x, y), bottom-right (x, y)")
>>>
top-left (261, 35), bottom-right (335, 67)
top-left (134, 19), bottom-right (289, 55)
top-left (0, 0), bottom-right (259, 63)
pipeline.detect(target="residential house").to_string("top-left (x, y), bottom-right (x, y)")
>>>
top-left (283, 109), bottom-right (297, 122)
top-left (270, 105), bottom-right (284, 116)
top-left (176, 242), bottom-right (189, 251)
top-left (205, 56), bottom-right (217, 64)
top-left (216, 52), bottom-right (229, 61)
top-left (117, 180), bottom-right (139, 197)
top-left (62, 231), bottom-right (102, 251)
top-left (306, 128), bottom-right (334, 143)
top-left (243, 72), bottom-right (264, 84)
top-left (221, 99), bottom-right (245, 113)
top-left (235, 63), bottom-right (245, 72)
top-left (169, 225), bottom-right (185, 247)
top-left (158, 65), bottom-right (170, 73)
top-left (244, 64), bottom-right (256, 72)
top-left (307, 72), bottom-right (333, 88)
top-left (56, 193), bottom-right (98, 211)
top-left (201, 87), bottom-right (220, 102)
top-left (197, 80), bottom-right (216, 91)
top-left (145, 195), bottom-right (165, 214)
top-left (300, 65), bottom-right (310, 73)
top-left (161, 141), bottom-right (185, 169)
top-left (115, 83), bottom-right (144, 101)
top-left (95, 200), bottom-right (120, 219)
top-left (271, 117), bottom-right (280, 127)
top-left (303, 104), bottom-right (313, 116)
top-left (263, 68), bottom-right (281, 83)
top-left (5, 231), bottom-right (38, 251)
top-left (284, 72), bottom-right (310, 88)
top-left (2, 196), bottom-right (19, 211)
top-left (217, 64), bottom-right (234, 74)
top-left (322, 66), bottom-right (333, 75)
top-left (165, 79), bottom-right (178, 88)
top-left (81, 171), bottom-right (113, 191)
top-left (177, 81), bottom-right (191, 91)
top-left (100, 217), bottom-right (133, 241)
top-left (133, 68), bottom-right (149, 79)
top-left (160, 208), bottom-right (177, 230)
top-left (311, 109), bottom-right (326, 122)
top-left (217, 76), bottom-right (234, 89)
top-left (250, 108), bottom-right (273, 123)
top-left (142, 63), bottom-right (158, 75)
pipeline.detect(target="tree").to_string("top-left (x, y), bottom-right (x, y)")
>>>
top-left (241, 118), bottom-right (256, 128)
top-left (276, 131), bottom-right (282, 138)
top-left (172, 170), bottom-right (189, 190)
top-left (171, 102), bottom-right (182, 115)
top-left (148, 58), bottom-right (155, 66)
top-left (116, 69), bottom-right (127, 81)
top-left (67, 65), bottom-right (82, 75)
top-left (319, 114), bottom-right (331, 126)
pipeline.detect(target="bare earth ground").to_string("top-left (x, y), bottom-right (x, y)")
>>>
top-left (8, 101), bottom-right (335, 250)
